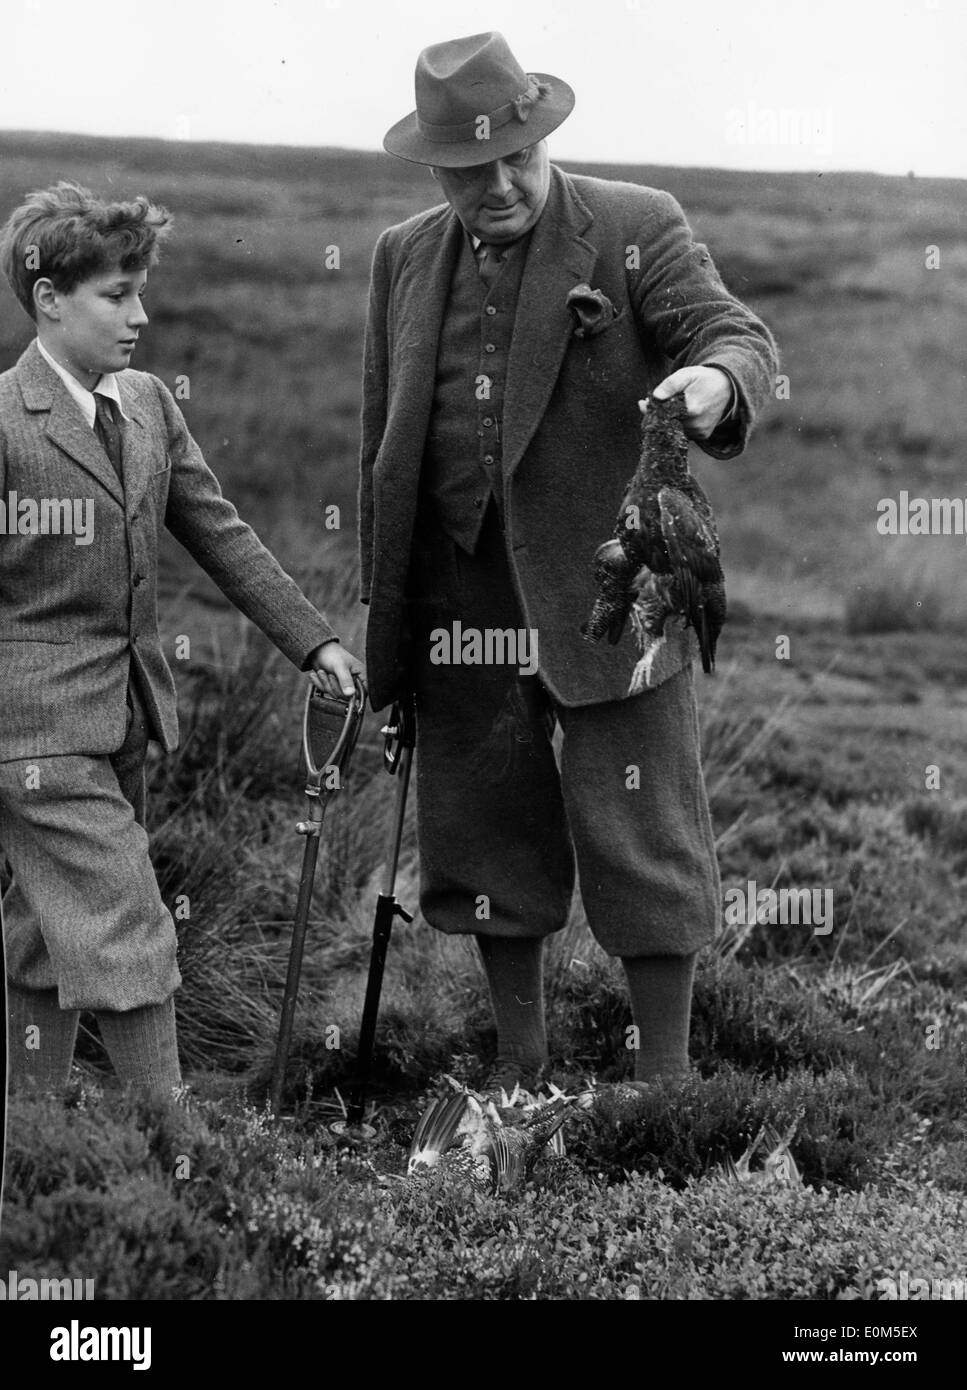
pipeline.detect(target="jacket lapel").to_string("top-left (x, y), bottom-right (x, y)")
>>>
top-left (503, 166), bottom-right (597, 480)
top-left (115, 379), bottom-right (154, 512)
top-left (17, 342), bottom-right (125, 505)
top-left (386, 207), bottom-right (463, 479)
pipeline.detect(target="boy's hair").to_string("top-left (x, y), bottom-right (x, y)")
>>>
top-left (0, 180), bottom-right (172, 319)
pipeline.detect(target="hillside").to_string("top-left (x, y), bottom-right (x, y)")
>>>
top-left (2, 132), bottom-right (964, 627)
top-left (1, 132), bottom-right (965, 1307)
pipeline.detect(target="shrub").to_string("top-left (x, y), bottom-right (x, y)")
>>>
top-left (568, 1065), bottom-right (876, 1190)
top-left (845, 581), bottom-right (944, 635)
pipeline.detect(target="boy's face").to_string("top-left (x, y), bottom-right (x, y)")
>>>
top-left (39, 264), bottom-right (149, 387)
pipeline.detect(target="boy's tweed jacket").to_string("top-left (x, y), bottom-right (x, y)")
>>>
top-left (0, 341), bottom-right (334, 761)
top-left (359, 164), bottom-right (779, 711)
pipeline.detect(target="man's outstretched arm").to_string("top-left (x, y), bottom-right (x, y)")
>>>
top-left (630, 189), bottom-right (779, 457)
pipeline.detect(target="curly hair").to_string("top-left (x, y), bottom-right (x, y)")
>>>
top-left (0, 180), bottom-right (172, 319)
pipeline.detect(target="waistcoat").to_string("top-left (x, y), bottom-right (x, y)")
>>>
top-left (420, 231), bottom-right (529, 553)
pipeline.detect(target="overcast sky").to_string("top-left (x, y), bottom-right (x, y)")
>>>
top-left (2, 0), bottom-right (964, 176)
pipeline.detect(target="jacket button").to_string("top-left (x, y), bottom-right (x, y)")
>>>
top-left (483, 454), bottom-right (494, 465)
top-left (485, 306), bottom-right (497, 316)
top-left (473, 497), bottom-right (483, 509)
top-left (482, 416), bottom-right (493, 427)
top-left (484, 343), bottom-right (496, 353)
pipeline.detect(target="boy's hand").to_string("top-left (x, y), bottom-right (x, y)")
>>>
top-left (307, 641), bottom-right (365, 699)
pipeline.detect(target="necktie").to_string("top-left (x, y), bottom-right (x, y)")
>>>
top-left (93, 394), bottom-right (124, 483)
top-left (475, 241), bottom-right (509, 291)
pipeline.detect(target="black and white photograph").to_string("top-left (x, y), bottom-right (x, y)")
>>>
top-left (0, 0), bottom-right (965, 1340)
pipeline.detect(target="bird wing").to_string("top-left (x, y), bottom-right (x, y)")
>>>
top-left (489, 1130), bottom-right (526, 1194)
top-left (723, 1153), bottom-right (741, 1182)
top-left (730, 1123), bottom-right (769, 1180)
top-left (407, 1091), bottom-right (469, 1173)
top-left (764, 1147), bottom-right (802, 1186)
top-left (762, 1123), bottom-right (803, 1186)
top-left (548, 1128), bottom-right (567, 1158)
top-left (519, 1100), bottom-right (572, 1163)
top-left (761, 1124), bottom-right (782, 1152)
top-left (657, 488), bottom-right (722, 585)
top-left (617, 486), bottom-right (668, 574)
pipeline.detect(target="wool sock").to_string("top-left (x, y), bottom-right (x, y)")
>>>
top-left (621, 952), bottom-right (697, 1084)
top-left (96, 996), bottom-right (182, 1095)
top-left (476, 934), bottom-right (548, 1078)
top-left (5, 982), bottom-right (80, 1091)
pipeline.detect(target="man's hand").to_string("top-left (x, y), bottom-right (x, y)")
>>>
top-left (307, 640), bottom-right (365, 699)
top-left (649, 365), bottom-right (735, 440)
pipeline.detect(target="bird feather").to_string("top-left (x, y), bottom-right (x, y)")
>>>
top-left (407, 1091), bottom-right (469, 1173)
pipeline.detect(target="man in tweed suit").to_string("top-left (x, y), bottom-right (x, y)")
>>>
top-left (360, 33), bottom-right (778, 1091)
top-left (0, 182), bottom-right (362, 1094)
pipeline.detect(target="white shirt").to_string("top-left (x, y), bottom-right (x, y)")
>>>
top-left (36, 338), bottom-right (130, 428)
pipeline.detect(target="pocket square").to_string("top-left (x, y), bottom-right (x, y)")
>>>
top-left (566, 283), bottom-right (624, 338)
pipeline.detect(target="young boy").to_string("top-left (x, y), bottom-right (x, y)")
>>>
top-left (0, 181), bottom-right (362, 1096)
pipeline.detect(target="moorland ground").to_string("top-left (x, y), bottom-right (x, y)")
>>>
top-left (1, 134), bottom-right (965, 1299)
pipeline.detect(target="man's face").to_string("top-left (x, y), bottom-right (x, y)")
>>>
top-left (432, 140), bottom-right (551, 244)
top-left (39, 265), bottom-right (149, 386)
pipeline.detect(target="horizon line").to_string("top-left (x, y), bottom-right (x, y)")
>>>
top-left (0, 128), bottom-right (962, 184)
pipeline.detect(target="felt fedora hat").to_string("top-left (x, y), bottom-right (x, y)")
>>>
top-left (383, 31), bottom-right (574, 168)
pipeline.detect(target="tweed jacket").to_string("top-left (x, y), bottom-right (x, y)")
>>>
top-left (0, 341), bottom-right (334, 761)
top-left (358, 164), bottom-right (779, 712)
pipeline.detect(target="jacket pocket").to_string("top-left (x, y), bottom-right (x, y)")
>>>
top-left (571, 306), bottom-right (628, 342)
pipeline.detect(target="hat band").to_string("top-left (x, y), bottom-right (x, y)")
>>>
top-left (416, 75), bottom-right (552, 144)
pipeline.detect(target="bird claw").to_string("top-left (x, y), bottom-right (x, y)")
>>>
top-left (628, 634), bottom-right (666, 693)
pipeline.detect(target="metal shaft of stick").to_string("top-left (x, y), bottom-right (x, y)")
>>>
top-left (269, 678), bottom-right (366, 1118)
top-left (380, 741), bottom-right (412, 896)
top-left (269, 812), bottom-right (325, 1115)
top-left (346, 741), bottom-right (413, 1127)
